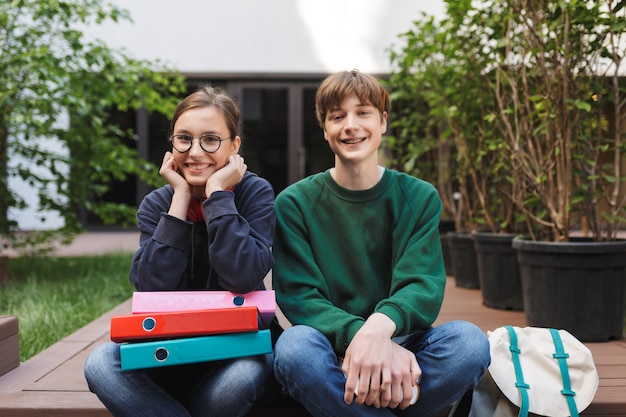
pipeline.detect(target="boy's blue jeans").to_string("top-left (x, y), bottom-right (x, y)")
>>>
top-left (84, 342), bottom-right (278, 417)
top-left (274, 321), bottom-right (490, 417)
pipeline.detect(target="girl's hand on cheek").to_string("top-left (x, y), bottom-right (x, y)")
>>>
top-left (206, 154), bottom-right (247, 195)
top-left (159, 151), bottom-right (190, 195)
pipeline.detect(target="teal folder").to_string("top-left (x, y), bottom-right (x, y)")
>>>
top-left (120, 329), bottom-right (272, 370)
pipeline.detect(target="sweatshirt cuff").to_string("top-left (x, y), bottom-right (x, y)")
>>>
top-left (342, 319), bottom-right (365, 354)
top-left (376, 305), bottom-right (405, 337)
top-left (204, 190), bottom-right (237, 222)
top-left (153, 213), bottom-right (192, 251)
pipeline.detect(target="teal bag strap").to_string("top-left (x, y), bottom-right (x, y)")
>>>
top-left (505, 325), bottom-right (530, 417)
top-left (549, 328), bottom-right (579, 417)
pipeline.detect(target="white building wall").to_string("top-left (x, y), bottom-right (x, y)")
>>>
top-left (86, 0), bottom-right (445, 75)
top-left (9, 112), bottom-right (69, 230)
top-left (11, 0), bottom-right (445, 230)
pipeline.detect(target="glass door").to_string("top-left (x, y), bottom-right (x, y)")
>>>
top-left (239, 87), bottom-right (289, 194)
top-left (229, 82), bottom-right (333, 195)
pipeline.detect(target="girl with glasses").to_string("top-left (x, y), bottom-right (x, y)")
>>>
top-left (84, 86), bottom-right (280, 417)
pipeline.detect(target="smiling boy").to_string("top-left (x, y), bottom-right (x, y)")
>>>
top-left (272, 70), bottom-right (490, 416)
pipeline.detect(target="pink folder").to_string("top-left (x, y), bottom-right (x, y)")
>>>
top-left (131, 290), bottom-right (275, 327)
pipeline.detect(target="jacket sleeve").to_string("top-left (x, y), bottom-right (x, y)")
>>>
top-left (129, 175), bottom-right (276, 293)
top-left (130, 187), bottom-right (192, 291)
top-left (204, 174), bottom-right (276, 293)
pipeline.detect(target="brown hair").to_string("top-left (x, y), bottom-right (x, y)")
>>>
top-left (170, 86), bottom-right (240, 139)
top-left (314, 69), bottom-right (389, 128)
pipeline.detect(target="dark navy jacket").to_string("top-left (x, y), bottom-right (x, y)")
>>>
top-left (130, 171), bottom-right (275, 293)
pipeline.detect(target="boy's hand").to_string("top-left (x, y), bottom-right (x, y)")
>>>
top-left (342, 313), bottom-right (421, 409)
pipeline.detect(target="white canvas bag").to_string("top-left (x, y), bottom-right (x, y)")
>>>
top-left (469, 326), bottom-right (599, 417)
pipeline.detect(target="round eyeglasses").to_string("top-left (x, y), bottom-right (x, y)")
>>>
top-left (170, 134), bottom-right (232, 153)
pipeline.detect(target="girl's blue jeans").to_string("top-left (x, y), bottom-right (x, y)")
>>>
top-left (273, 320), bottom-right (490, 417)
top-left (84, 341), bottom-right (279, 417)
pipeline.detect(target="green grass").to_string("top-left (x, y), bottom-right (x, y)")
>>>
top-left (1, 253), bottom-right (135, 361)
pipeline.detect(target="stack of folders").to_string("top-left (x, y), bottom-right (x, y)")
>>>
top-left (110, 290), bottom-right (276, 371)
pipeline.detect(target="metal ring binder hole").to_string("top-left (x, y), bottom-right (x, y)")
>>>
top-left (155, 347), bottom-right (169, 362)
top-left (142, 317), bottom-right (156, 332)
top-left (233, 295), bottom-right (245, 306)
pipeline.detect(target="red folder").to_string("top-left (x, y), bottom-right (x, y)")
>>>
top-left (110, 306), bottom-right (259, 342)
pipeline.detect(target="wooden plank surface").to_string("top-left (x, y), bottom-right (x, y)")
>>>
top-left (0, 392), bottom-right (111, 417)
top-left (0, 277), bottom-right (624, 416)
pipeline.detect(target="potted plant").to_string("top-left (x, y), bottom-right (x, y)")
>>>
top-left (387, 5), bottom-right (527, 302)
top-left (387, 1), bottom-right (626, 331)
top-left (433, 5), bottom-right (528, 308)
top-left (479, 0), bottom-right (626, 341)
top-left (386, 12), bottom-right (482, 289)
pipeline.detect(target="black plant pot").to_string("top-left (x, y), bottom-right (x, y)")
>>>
top-left (447, 232), bottom-right (480, 289)
top-left (513, 237), bottom-right (626, 342)
top-left (439, 219), bottom-right (456, 276)
top-left (473, 232), bottom-right (523, 311)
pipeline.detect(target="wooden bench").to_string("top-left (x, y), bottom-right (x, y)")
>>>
top-left (0, 316), bottom-right (19, 378)
top-left (0, 300), bottom-right (313, 416)
top-left (0, 277), bottom-right (624, 416)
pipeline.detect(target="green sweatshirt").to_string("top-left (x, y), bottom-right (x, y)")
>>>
top-left (273, 169), bottom-right (446, 355)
